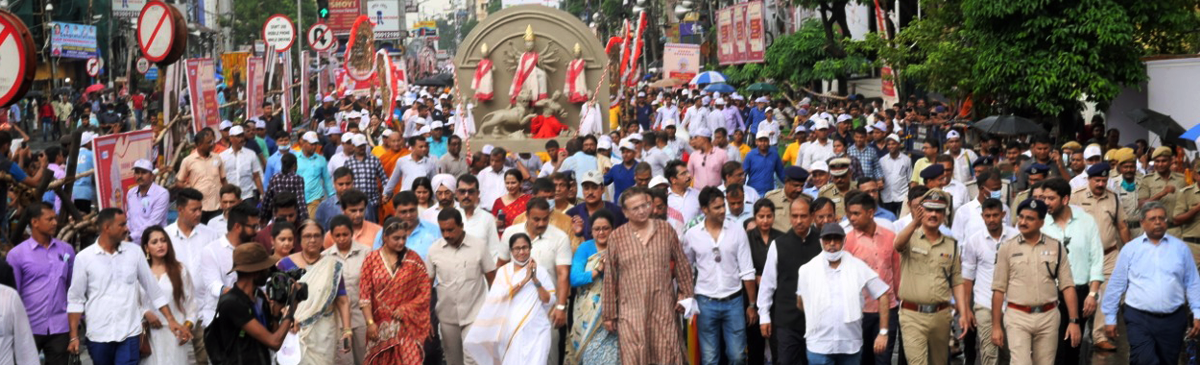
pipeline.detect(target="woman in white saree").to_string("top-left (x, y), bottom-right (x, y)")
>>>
top-left (277, 218), bottom-right (353, 365)
top-left (464, 233), bottom-right (556, 365)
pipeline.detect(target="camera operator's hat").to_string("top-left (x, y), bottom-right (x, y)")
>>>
top-left (230, 243), bottom-right (279, 274)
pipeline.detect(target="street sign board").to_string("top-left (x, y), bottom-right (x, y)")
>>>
top-left (87, 57), bottom-right (103, 77)
top-left (137, 1), bottom-right (179, 63)
top-left (307, 23), bottom-right (335, 51)
top-left (0, 10), bottom-right (36, 107)
top-left (262, 15), bottom-right (297, 52)
top-left (136, 57), bottom-right (151, 74)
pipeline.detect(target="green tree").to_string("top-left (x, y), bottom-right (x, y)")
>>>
top-left (722, 19), bottom-right (874, 95)
top-left (874, 0), bottom-right (1200, 117)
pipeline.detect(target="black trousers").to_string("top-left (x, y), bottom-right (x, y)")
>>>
top-left (1124, 305), bottom-right (1188, 365)
top-left (774, 326), bottom-right (808, 365)
top-left (425, 288), bottom-right (443, 365)
top-left (34, 333), bottom-right (70, 365)
top-left (861, 307), bottom-right (901, 365)
top-left (1056, 284), bottom-right (1091, 365)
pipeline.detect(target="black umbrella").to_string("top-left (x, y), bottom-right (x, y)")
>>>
top-left (1127, 108), bottom-right (1195, 149)
top-left (413, 73), bottom-right (454, 87)
top-left (973, 115), bottom-right (1045, 135)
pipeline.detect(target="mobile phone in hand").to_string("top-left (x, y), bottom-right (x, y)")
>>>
top-left (343, 337), bottom-right (351, 351)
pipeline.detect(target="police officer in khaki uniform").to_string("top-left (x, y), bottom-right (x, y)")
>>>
top-left (1108, 148), bottom-right (1143, 238)
top-left (1068, 162), bottom-right (1129, 351)
top-left (992, 199), bottom-right (1083, 365)
top-left (819, 157), bottom-right (854, 218)
top-left (1138, 146), bottom-right (1187, 236)
top-left (764, 166), bottom-right (809, 232)
top-left (1012, 163), bottom-right (1050, 223)
top-left (1171, 169), bottom-right (1200, 269)
top-left (894, 189), bottom-right (972, 365)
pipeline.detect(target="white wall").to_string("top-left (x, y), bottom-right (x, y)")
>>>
top-left (1104, 84), bottom-right (1147, 146)
top-left (1146, 57), bottom-right (1200, 146)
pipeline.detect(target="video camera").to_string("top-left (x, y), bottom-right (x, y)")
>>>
top-left (265, 268), bottom-right (308, 303)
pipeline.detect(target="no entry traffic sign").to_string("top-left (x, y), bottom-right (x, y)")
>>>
top-left (263, 15), bottom-right (297, 52)
top-left (136, 57), bottom-right (150, 74)
top-left (137, 1), bottom-right (178, 63)
top-left (86, 57), bottom-right (103, 77)
top-left (0, 10), bottom-right (36, 107)
top-left (308, 23), bottom-right (335, 52)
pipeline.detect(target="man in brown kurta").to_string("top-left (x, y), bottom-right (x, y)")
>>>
top-left (603, 186), bottom-right (696, 365)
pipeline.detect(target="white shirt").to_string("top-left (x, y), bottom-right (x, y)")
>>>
top-left (498, 223), bottom-right (574, 284)
top-left (799, 139), bottom-right (835, 170)
top-left (67, 242), bottom-right (170, 342)
top-left (705, 107), bottom-right (726, 133)
top-left (951, 199), bottom-right (1012, 243)
top-left (476, 166), bottom-right (510, 213)
top-left (683, 221), bottom-right (755, 298)
top-left (758, 120), bottom-right (781, 145)
top-left (197, 237), bottom-right (237, 324)
top-left (655, 105), bottom-right (680, 129)
top-left (667, 187), bottom-right (701, 225)
top-left (725, 144), bottom-right (743, 164)
top-left (643, 147), bottom-right (670, 176)
top-left (538, 160), bottom-right (556, 178)
top-left (421, 203), bottom-right (459, 224)
top-left (684, 106), bottom-right (708, 135)
top-left (0, 286), bottom-right (39, 365)
top-left (219, 147), bottom-right (263, 200)
top-left (796, 255), bottom-right (889, 355)
top-left (328, 150), bottom-right (354, 177)
top-left (386, 154), bottom-right (437, 196)
top-left (757, 226), bottom-right (814, 324)
top-left (458, 206), bottom-right (505, 263)
top-left (165, 222), bottom-right (221, 324)
top-left (961, 226), bottom-right (1018, 310)
top-left (208, 215), bottom-right (229, 236)
top-left (879, 152), bottom-right (912, 204)
top-left (947, 149), bottom-right (979, 184)
top-left (718, 184), bottom-right (760, 206)
top-left (945, 179), bottom-right (969, 212)
top-left (1069, 173), bottom-right (1090, 191)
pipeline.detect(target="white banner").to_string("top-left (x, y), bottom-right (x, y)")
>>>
top-left (113, 0), bottom-right (148, 19)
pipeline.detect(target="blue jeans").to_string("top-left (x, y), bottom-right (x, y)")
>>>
top-left (807, 351), bottom-right (862, 365)
top-left (697, 294), bottom-right (747, 365)
top-left (85, 336), bottom-right (140, 365)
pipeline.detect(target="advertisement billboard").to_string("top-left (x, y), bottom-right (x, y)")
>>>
top-left (717, 1), bottom-right (766, 65)
top-left (185, 58), bottom-right (220, 132)
top-left (368, 0), bottom-right (404, 39)
top-left (329, 0), bottom-right (363, 36)
top-left (92, 130), bottom-right (156, 211)
top-left (49, 23), bottom-right (98, 59)
top-left (113, 0), bottom-right (149, 19)
top-left (662, 43), bottom-right (700, 82)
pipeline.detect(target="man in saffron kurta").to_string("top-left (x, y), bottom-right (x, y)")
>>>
top-left (602, 187), bottom-right (695, 365)
top-left (372, 130), bottom-right (407, 221)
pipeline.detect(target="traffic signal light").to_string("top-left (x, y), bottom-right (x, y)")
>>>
top-left (317, 0), bottom-right (330, 20)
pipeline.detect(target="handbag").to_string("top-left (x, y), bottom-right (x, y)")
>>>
top-left (139, 322), bottom-right (152, 358)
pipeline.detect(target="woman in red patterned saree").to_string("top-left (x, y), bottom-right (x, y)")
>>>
top-left (359, 218), bottom-right (431, 364)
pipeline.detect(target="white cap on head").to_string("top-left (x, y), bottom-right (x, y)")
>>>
top-left (328, 126), bottom-right (343, 135)
top-left (80, 131), bottom-right (97, 147)
top-left (431, 121), bottom-right (444, 129)
top-left (887, 133), bottom-right (901, 143)
top-left (755, 130), bottom-right (771, 140)
top-left (254, 120), bottom-right (266, 129)
top-left (439, 94), bottom-right (449, 99)
top-left (1083, 144), bottom-right (1103, 160)
top-left (811, 160), bottom-right (829, 172)
top-left (649, 175), bottom-right (669, 188)
top-left (813, 118), bottom-right (830, 130)
top-left (764, 107), bottom-right (775, 114)
top-left (229, 125), bottom-right (245, 136)
top-left (836, 114), bottom-right (852, 123)
top-left (637, 91), bottom-right (646, 97)
top-left (347, 111), bottom-right (361, 119)
top-left (481, 145), bottom-right (495, 154)
top-left (694, 128), bottom-right (713, 138)
top-left (715, 98), bottom-right (726, 105)
top-left (417, 126), bottom-right (431, 135)
top-left (946, 130), bottom-right (961, 140)
top-left (597, 139), bottom-right (612, 150)
top-left (219, 120), bottom-right (233, 130)
top-left (381, 129), bottom-right (394, 137)
top-left (793, 125), bottom-right (808, 133)
top-left (873, 121), bottom-right (887, 131)
top-left (133, 159), bottom-right (154, 172)
top-left (343, 90), bottom-right (354, 97)
top-left (732, 94), bottom-right (744, 101)
top-left (302, 131), bottom-right (320, 144)
top-left (702, 96), bottom-right (711, 104)
top-left (755, 96), bottom-right (769, 103)
top-left (351, 134), bottom-right (368, 147)
top-left (323, 95), bottom-right (336, 103)
top-left (629, 133), bottom-right (643, 141)
top-left (619, 140), bottom-right (636, 151)
top-left (342, 132), bottom-right (357, 142)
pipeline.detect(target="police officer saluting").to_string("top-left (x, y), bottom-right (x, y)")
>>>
top-left (991, 199), bottom-right (1082, 365)
top-left (893, 189), bottom-right (972, 365)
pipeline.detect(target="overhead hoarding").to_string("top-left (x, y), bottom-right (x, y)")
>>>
top-left (92, 130), bottom-right (156, 210)
top-left (329, 0), bottom-right (363, 36)
top-left (113, 0), bottom-right (148, 19)
top-left (368, 0), bottom-right (404, 39)
top-left (717, 1), bottom-right (766, 65)
top-left (662, 43), bottom-right (700, 83)
top-left (49, 22), bottom-right (98, 59)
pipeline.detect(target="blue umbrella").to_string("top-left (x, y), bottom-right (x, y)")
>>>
top-left (703, 83), bottom-right (735, 93)
top-left (1181, 123), bottom-right (1200, 141)
top-left (690, 71), bottom-right (728, 85)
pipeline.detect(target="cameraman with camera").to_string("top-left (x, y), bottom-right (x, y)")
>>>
top-left (205, 242), bottom-right (298, 365)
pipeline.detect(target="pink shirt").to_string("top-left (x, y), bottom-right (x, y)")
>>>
top-left (687, 147), bottom-right (728, 188)
top-left (845, 225), bottom-right (899, 313)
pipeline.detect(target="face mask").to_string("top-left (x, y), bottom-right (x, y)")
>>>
top-left (513, 257), bottom-right (530, 266)
top-left (989, 190), bottom-right (1002, 199)
top-left (279, 143), bottom-right (291, 151)
top-left (1121, 179), bottom-right (1136, 192)
top-left (823, 250), bottom-right (844, 262)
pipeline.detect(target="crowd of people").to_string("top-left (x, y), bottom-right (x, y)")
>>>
top-left (1, 84), bottom-right (1199, 365)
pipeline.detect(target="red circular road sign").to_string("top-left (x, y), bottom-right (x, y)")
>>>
top-left (86, 57), bottom-right (103, 77)
top-left (262, 14), bottom-right (296, 52)
top-left (0, 10), bottom-right (36, 107)
top-left (136, 57), bottom-right (151, 74)
top-left (307, 23), bottom-right (334, 52)
top-left (137, 1), bottom-right (179, 63)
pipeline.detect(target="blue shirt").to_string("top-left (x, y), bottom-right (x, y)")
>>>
top-left (373, 219), bottom-right (443, 260)
top-left (636, 104), bottom-right (654, 130)
top-left (748, 107), bottom-right (767, 134)
top-left (874, 207), bottom-right (897, 222)
top-left (427, 136), bottom-right (448, 158)
top-left (72, 148), bottom-right (95, 200)
top-left (1102, 234), bottom-right (1200, 324)
top-left (263, 150), bottom-right (291, 192)
top-left (742, 147), bottom-right (785, 195)
top-left (315, 194), bottom-right (341, 231)
top-left (603, 161), bottom-right (638, 203)
top-left (295, 152), bottom-right (331, 204)
top-left (569, 240), bottom-right (602, 287)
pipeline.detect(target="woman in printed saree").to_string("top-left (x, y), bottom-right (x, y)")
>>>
top-left (565, 210), bottom-right (620, 365)
top-left (463, 233), bottom-right (556, 365)
top-left (360, 217), bottom-right (432, 365)
top-left (277, 218), bottom-right (354, 365)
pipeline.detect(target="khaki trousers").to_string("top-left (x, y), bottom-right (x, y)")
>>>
top-left (900, 308), bottom-right (951, 365)
top-left (1092, 249), bottom-right (1119, 343)
top-left (440, 323), bottom-right (477, 365)
top-left (973, 304), bottom-right (1009, 365)
top-left (1004, 308), bottom-right (1059, 365)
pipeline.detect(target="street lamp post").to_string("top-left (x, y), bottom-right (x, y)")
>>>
top-left (45, 2), bottom-right (57, 90)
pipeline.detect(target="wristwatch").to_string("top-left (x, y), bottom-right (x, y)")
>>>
top-left (1069, 318), bottom-right (1083, 324)
top-left (1088, 292), bottom-right (1098, 298)
top-left (555, 304), bottom-right (567, 311)
top-left (879, 329), bottom-right (889, 335)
